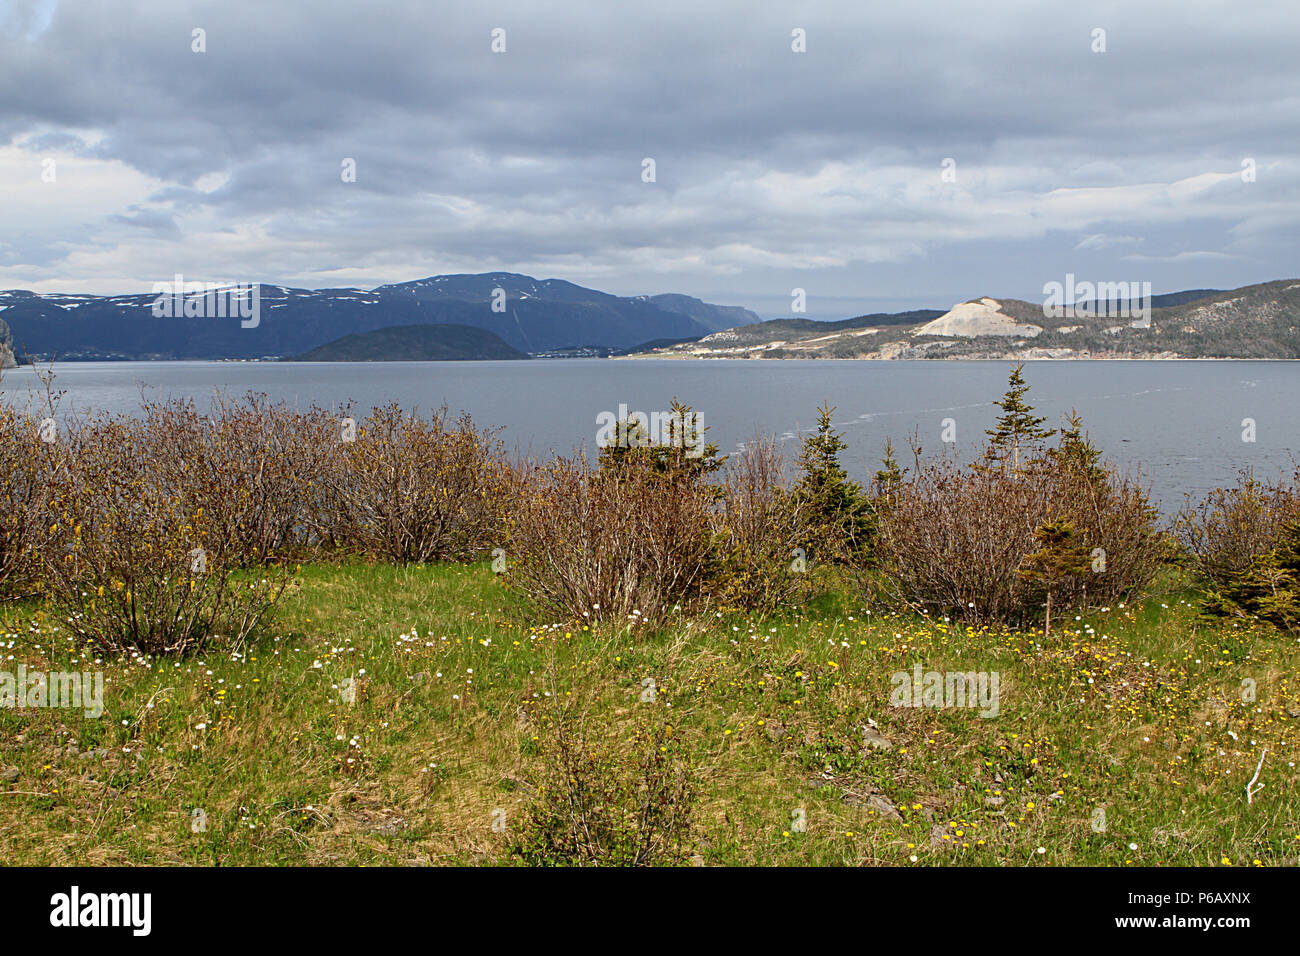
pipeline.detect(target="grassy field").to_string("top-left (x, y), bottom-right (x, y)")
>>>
top-left (2, 562), bottom-right (1298, 866)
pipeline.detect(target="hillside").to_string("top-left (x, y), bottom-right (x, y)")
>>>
top-left (0, 317), bottom-right (14, 369)
top-left (286, 323), bottom-right (529, 362)
top-left (8, 275), bottom-right (1297, 363)
top-left (0, 274), bottom-right (759, 361)
top-left (626, 281), bottom-right (1300, 360)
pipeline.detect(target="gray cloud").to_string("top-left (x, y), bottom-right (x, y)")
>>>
top-left (1, 0), bottom-right (1296, 315)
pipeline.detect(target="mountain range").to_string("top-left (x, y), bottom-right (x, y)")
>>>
top-left (0, 273), bottom-right (760, 362)
top-left (627, 280), bottom-right (1300, 360)
top-left (3, 275), bottom-right (1299, 363)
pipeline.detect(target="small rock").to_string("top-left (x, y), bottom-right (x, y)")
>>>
top-left (862, 793), bottom-right (901, 821)
top-left (369, 816), bottom-right (408, 837)
top-left (0, 768), bottom-right (18, 783)
top-left (859, 722), bottom-right (894, 753)
top-left (840, 788), bottom-right (871, 807)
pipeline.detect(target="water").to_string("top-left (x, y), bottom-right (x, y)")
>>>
top-left (2, 359), bottom-right (1296, 511)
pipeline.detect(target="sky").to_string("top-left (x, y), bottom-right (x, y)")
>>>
top-left (1, 0), bottom-right (1297, 318)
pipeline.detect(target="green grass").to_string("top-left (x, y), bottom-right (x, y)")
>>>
top-left (2, 563), bottom-right (1298, 866)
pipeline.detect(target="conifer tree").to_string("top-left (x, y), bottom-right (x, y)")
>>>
top-left (1203, 520), bottom-right (1300, 631)
top-left (792, 403), bottom-right (873, 565)
top-left (872, 437), bottom-right (904, 501)
top-left (598, 397), bottom-right (723, 486)
top-left (985, 365), bottom-right (1054, 470)
top-left (1018, 517), bottom-right (1091, 638)
top-left (1049, 410), bottom-right (1106, 485)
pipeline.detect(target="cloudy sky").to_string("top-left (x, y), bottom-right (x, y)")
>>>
top-left (1, 0), bottom-right (1296, 317)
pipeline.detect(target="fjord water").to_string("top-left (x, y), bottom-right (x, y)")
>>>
top-left (3, 359), bottom-right (1296, 511)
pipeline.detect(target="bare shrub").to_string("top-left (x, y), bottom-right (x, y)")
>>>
top-left (514, 694), bottom-right (695, 867)
top-left (1175, 468), bottom-right (1300, 589)
top-left (872, 443), bottom-right (1169, 627)
top-left (504, 452), bottom-right (717, 623)
top-left (41, 413), bottom-right (290, 655)
top-left (314, 404), bottom-right (509, 563)
top-left (0, 406), bottom-right (59, 598)
top-left (872, 452), bottom-right (1046, 624)
top-left (710, 436), bottom-right (811, 610)
top-left (198, 394), bottom-right (340, 565)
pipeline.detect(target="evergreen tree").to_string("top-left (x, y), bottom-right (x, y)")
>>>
top-left (872, 437), bottom-right (904, 501)
top-left (598, 397), bottom-right (723, 487)
top-left (792, 403), bottom-right (873, 565)
top-left (1048, 410), bottom-right (1106, 485)
top-left (1203, 520), bottom-right (1300, 631)
top-left (984, 365), bottom-right (1054, 470)
top-left (1018, 517), bottom-right (1091, 638)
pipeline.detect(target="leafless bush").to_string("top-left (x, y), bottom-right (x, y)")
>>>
top-left (514, 692), bottom-right (696, 867)
top-left (199, 394), bottom-right (340, 565)
top-left (504, 452), bottom-right (717, 623)
top-left (313, 404), bottom-right (509, 563)
top-left (1055, 461), bottom-right (1172, 612)
top-left (1175, 468), bottom-right (1300, 588)
top-left (107, 395), bottom-right (345, 567)
top-left (41, 413), bottom-right (290, 655)
top-left (872, 446), bottom-right (1169, 626)
top-left (0, 406), bottom-right (60, 598)
top-left (711, 436), bottom-right (811, 610)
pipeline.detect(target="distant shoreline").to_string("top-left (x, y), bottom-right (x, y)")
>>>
top-left (611, 354), bottom-right (1300, 362)
top-left (4, 354), bottom-right (1300, 367)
